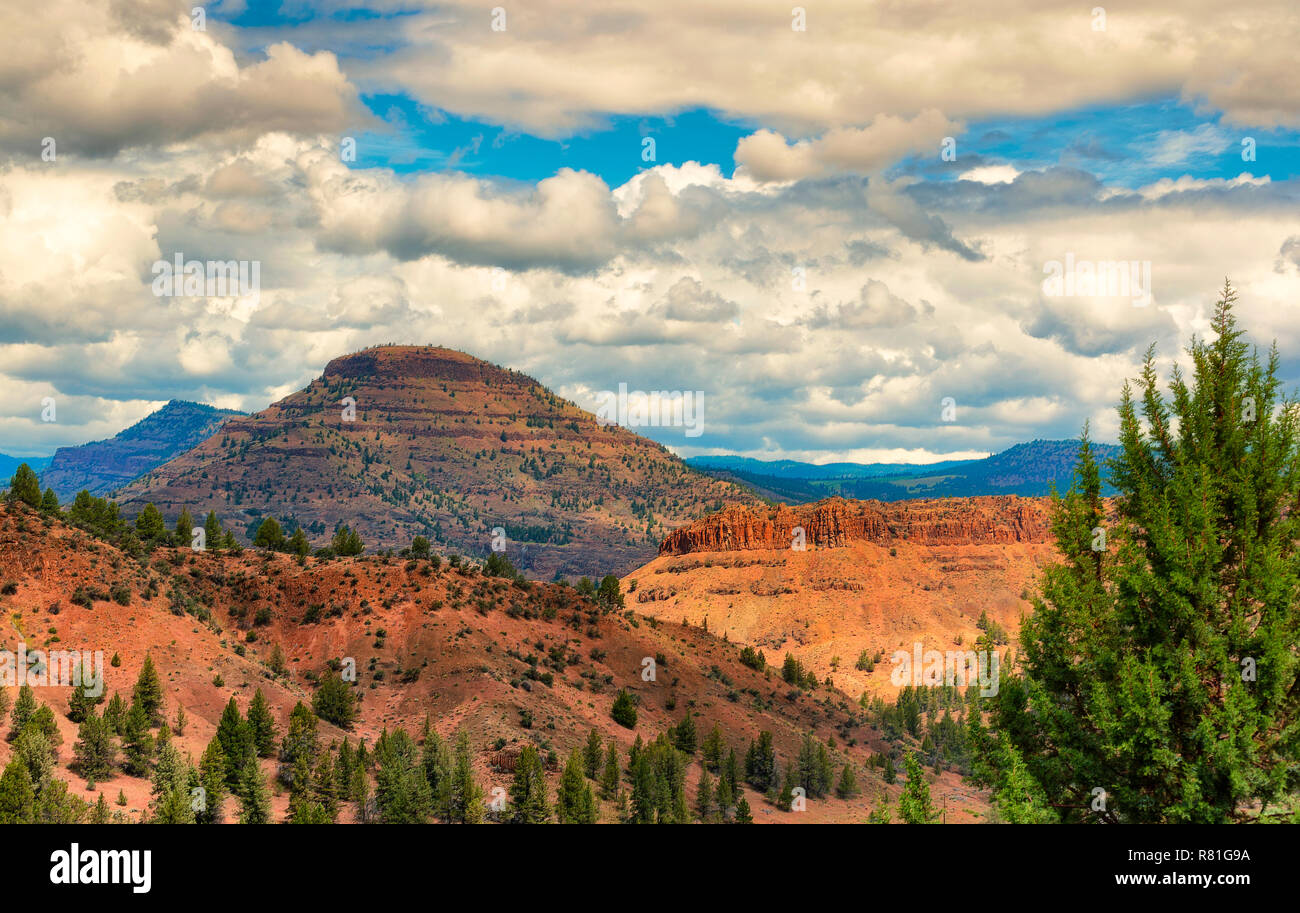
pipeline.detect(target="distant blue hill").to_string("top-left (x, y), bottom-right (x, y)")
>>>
top-left (39, 400), bottom-right (244, 500)
top-left (687, 440), bottom-right (1122, 503)
top-left (0, 454), bottom-right (52, 480)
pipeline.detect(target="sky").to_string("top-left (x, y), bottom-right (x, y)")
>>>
top-left (2, 0), bottom-right (1300, 464)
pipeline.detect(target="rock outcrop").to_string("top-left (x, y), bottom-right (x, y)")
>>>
top-left (659, 495), bottom-right (1052, 555)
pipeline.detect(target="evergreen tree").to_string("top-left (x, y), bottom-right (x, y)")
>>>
top-left (599, 742), bottom-right (620, 800)
top-left (313, 752), bottom-right (339, 822)
top-left (672, 712), bottom-right (697, 755)
top-left (132, 654), bottom-right (164, 726)
top-left (696, 767), bottom-right (715, 823)
top-left (897, 752), bottom-right (937, 824)
top-left (312, 671), bottom-right (357, 728)
top-left (556, 748), bottom-right (596, 823)
top-left (175, 508), bottom-right (194, 547)
top-left (237, 756), bottom-right (271, 824)
top-left (41, 487), bottom-right (59, 513)
top-left (104, 692), bottom-right (128, 736)
top-left (90, 793), bottom-right (111, 824)
top-left (835, 763), bottom-right (860, 799)
top-left (733, 793), bottom-right (753, 824)
top-left (440, 731), bottom-right (484, 824)
top-left (281, 701), bottom-right (320, 773)
top-left (777, 761), bottom-right (795, 812)
top-left (203, 511), bottom-right (222, 552)
top-left (253, 516), bottom-right (284, 550)
top-left (288, 527), bottom-right (310, 557)
top-left (197, 737), bottom-right (228, 824)
top-left (121, 700), bottom-right (154, 777)
top-left (0, 759), bottom-right (34, 823)
top-left (508, 744), bottom-right (551, 823)
top-left (373, 727), bottom-right (431, 823)
top-left (996, 283), bottom-right (1300, 823)
top-left (135, 503), bottom-right (167, 542)
top-left (744, 731), bottom-right (776, 792)
top-left (583, 728), bottom-right (603, 779)
top-left (9, 684), bottom-right (37, 738)
top-left (6, 464), bottom-right (41, 508)
top-left (611, 689), bottom-right (637, 729)
top-left (702, 724), bottom-right (725, 772)
top-left (72, 710), bottom-right (116, 782)
top-left (216, 697), bottom-right (254, 787)
top-left (246, 689), bottom-right (277, 757)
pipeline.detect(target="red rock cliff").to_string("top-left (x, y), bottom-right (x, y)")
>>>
top-left (660, 496), bottom-right (1052, 555)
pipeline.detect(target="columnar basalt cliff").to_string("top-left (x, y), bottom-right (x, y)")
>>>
top-left (659, 495), bottom-right (1053, 555)
top-left (628, 494), bottom-right (1059, 699)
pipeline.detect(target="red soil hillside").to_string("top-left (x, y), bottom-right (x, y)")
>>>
top-left (114, 346), bottom-right (760, 580)
top-left (0, 501), bottom-right (991, 823)
top-left (626, 496), bottom-right (1058, 698)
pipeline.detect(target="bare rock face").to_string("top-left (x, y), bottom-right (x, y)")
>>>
top-left (659, 495), bottom-right (1052, 555)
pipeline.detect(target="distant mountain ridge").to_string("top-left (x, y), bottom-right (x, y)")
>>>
top-left (687, 439), bottom-right (1121, 503)
top-left (40, 400), bottom-right (244, 500)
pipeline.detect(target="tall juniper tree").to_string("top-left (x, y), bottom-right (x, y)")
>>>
top-left (991, 282), bottom-right (1300, 823)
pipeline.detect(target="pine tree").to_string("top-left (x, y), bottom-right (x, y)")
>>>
top-left (6, 464), bottom-right (41, 508)
top-left (695, 767), bottom-right (715, 823)
top-left (246, 689), bottom-right (277, 757)
top-left (9, 684), bottom-right (37, 738)
top-left (203, 511), bottom-right (222, 552)
top-left (313, 752), bottom-right (339, 822)
top-left (41, 487), bottom-right (59, 513)
top-left (72, 709), bottom-right (116, 782)
top-left (313, 671), bottom-right (356, 728)
top-left (254, 516), bottom-right (284, 550)
top-left (583, 728), bottom-right (603, 779)
top-left (173, 704), bottom-right (187, 737)
top-left (0, 759), bottom-right (34, 823)
top-left (104, 692), bottom-right (128, 736)
top-left (897, 752), bottom-right (937, 824)
top-left (281, 700), bottom-right (320, 770)
top-left (508, 744), bottom-right (551, 823)
top-left (237, 756), bottom-right (271, 824)
top-left (197, 737), bottom-right (228, 824)
top-left (733, 793), bottom-right (753, 824)
top-left (121, 700), bottom-right (154, 777)
top-left (556, 748), bottom-right (596, 823)
top-left (599, 742), bottom-right (620, 800)
top-left (175, 508), bottom-right (193, 547)
top-left (672, 712), bottom-right (697, 755)
top-left (611, 689), bottom-right (637, 729)
top-left (702, 724), bottom-right (725, 772)
top-left (216, 697), bottom-right (253, 787)
top-left (90, 792), bottom-right (111, 824)
top-left (777, 760), bottom-right (796, 812)
top-left (996, 282), bottom-right (1300, 823)
top-left (441, 731), bottom-right (484, 824)
top-left (132, 654), bottom-right (164, 726)
top-left (744, 731), bottom-right (776, 791)
top-left (135, 503), bottom-right (167, 542)
top-left (835, 763), bottom-right (859, 799)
